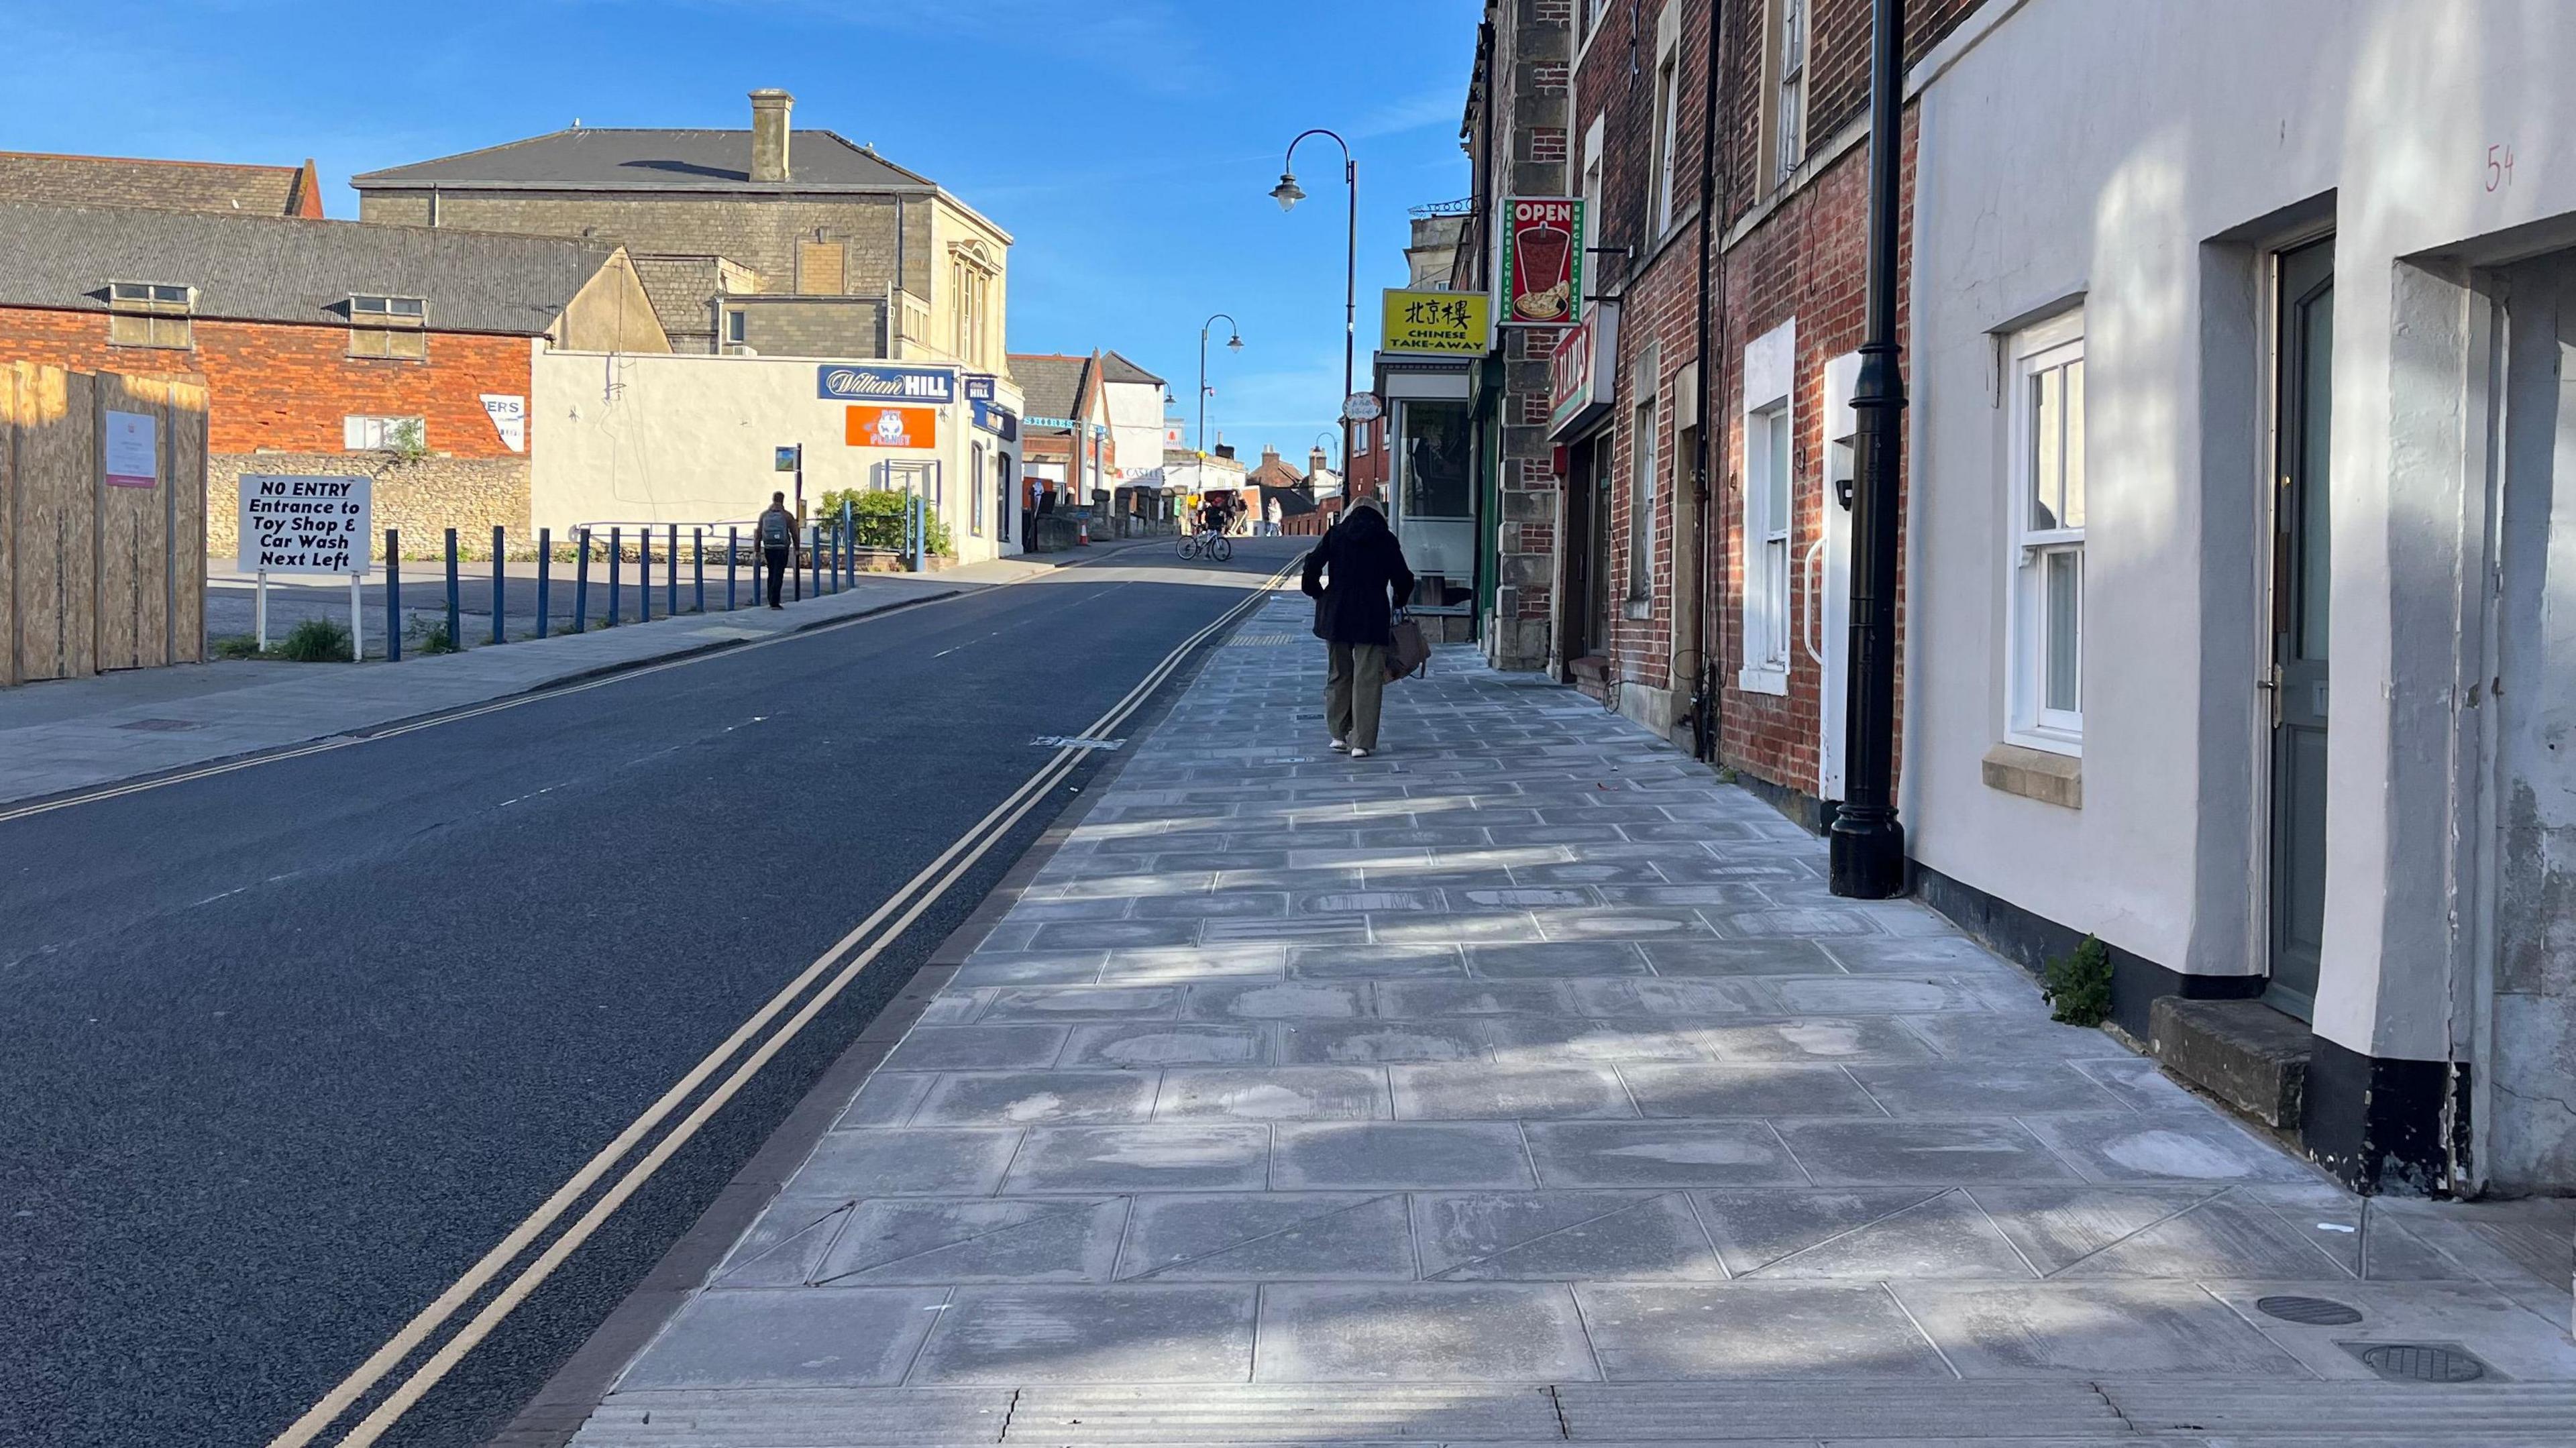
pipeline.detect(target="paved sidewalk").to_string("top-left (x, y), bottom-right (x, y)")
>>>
top-left (570, 589), bottom-right (2576, 1446)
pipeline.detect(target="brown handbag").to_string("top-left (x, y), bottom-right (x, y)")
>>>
top-left (1386, 611), bottom-right (1431, 681)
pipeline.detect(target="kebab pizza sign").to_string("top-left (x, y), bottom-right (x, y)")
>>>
top-left (1501, 197), bottom-right (1584, 326)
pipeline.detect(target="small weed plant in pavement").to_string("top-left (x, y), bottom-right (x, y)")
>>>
top-left (274, 618), bottom-right (354, 662)
top-left (2043, 935), bottom-right (2113, 1027)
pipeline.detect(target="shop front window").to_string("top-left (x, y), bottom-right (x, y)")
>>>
top-left (1399, 399), bottom-right (1473, 519)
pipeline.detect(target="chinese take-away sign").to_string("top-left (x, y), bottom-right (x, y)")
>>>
top-left (239, 474), bottom-right (372, 574)
top-left (1501, 197), bottom-right (1584, 325)
top-left (1382, 288), bottom-right (1492, 355)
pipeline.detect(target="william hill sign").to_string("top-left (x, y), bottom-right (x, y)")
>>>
top-left (816, 364), bottom-right (957, 404)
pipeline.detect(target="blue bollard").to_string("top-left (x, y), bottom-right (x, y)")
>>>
top-left (385, 528), bottom-right (402, 661)
top-left (639, 526), bottom-right (652, 622)
top-left (445, 528), bottom-right (462, 649)
top-left (727, 526), bottom-right (738, 610)
top-left (491, 524), bottom-right (505, 645)
top-left (574, 528), bottom-right (591, 633)
top-left (535, 528), bottom-right (551, 639)
top-left (608, 526), bottom-right (622, 625)
top-left (667, 522), bottom-right (679, 618)
top-left (693, 526), bottom-right (705, 613)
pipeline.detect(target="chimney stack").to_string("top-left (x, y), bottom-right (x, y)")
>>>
top-left (750, 89), bottom-right (794, 183)
top-left (1309, 446), bottom-right (1330, 478)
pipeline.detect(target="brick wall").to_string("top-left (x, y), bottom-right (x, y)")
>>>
top-left (1484, 0), bottom-right (1574, 672)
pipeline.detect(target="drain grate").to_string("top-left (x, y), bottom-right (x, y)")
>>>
top-left (115, 717), bottom-right (204, 732)
top-left (2345, 1341), bottom-right (2491, 1383)
top-left (2256, 1294), bottom-right (2365, 1327)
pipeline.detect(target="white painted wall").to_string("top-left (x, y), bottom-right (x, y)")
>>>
top-left (1104, 378), bottom-right (1167, 488)
top-left (1907, 0), bottom-right (2576, 1070)
top-left (531, 351), bottom-right (1022, 563)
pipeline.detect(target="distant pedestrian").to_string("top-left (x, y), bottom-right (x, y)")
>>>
top-left (1301, 496), bottom-right (1415, 759)
top-left (757, 492), bottom-right (796, 609)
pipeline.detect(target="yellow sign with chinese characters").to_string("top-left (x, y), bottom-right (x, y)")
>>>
top-left (1381, 288), bottom-right (1492, 356)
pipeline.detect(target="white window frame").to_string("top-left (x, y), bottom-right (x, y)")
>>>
top-left (970, 442), bottom-right (987, 537)
top-left (107, 280), bottom-right (194, 349)
top-left (1648, 3), bottom-right (1683, 237)
top-left (1738, 321), bottom-right (1796, 694)
top-left (1579, 115), bottom-right (1606, 271)
top-left (1773, 0), bottom-right (1810, 186)
top-left (344, 414), bottom-right (425, 452)
top-left (2005, 311), bottom-right (2087, 753)
top-left (1629, 388), bottom-right (1658, 607)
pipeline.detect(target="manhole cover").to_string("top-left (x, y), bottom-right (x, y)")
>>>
top-left (115, 718), bottom-right (203, 732)
top-left (2257, 1294), bottom-right (2364, 1326)
top-left (2346, 1341), bottom-right (2490, 1383)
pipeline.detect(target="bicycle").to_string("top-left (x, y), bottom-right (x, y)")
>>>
top-left (1177, 529), bottom-right (1232, 563)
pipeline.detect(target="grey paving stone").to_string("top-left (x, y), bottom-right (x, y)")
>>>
top-left (1454, 885), bottom-right (1602, 908)
top-left (1775, 1120), bottom-right (2083, 1185)
top-left (710, 1199), bottom-right (852, 1287)
top-left (1594, 883), bottom-right (1775, 908)
top-left (1531, 907), bottom-right (1717, 942)
top-left (1640, 938), bottom-right (1841, 976)
top-left (1695, 1187), bottom-right (2037, 1279)
top-left (1892, 1281), bottom-right (2307, 1377)
top-left (1044, 871), bottom-right (1217, 899)
top-left (1575, 1283), bottom-right (1953, 1380)
top-left (1524, 1121), bottom-right (1806, 1188)
top-left (1206, 913), bottom-right (1373, 945)
top-left (787, 1129), bottom-right (1024, 1197)
top-left (1118, 1192), bottom-right (1414, 1280)
top-left (617, 1286), bottom-right (949, 1389)
top-left (1271, 1121), bottom-right (1537, 1188)
top-left (976, 986), bottom-right (1184, 1022)
top-left (1766, 977), bottom-right (1994, 1015)
top-left (1132, 891), bottom-right (1292, 919)
top-left (1843, 1062), bottom-right (2129, 1117)
top-left (1279, 1019), bottom-right (1491, 1065)
top-left (1029, 913), bottom-right (1212, 947)
top-left (1156, 1067), bottom-right (1389, 1121)
top-left (1415, 1190), bottom-right (1723, 1280)
top-left (881, 1025), bottom-right (1069, 1072)
top-left (2019, 1113), bottom-right (2327, 1184)
top-left (1295, 888), bottom-right (1446, 913)
top-left (1517, 860), bottom-right (1670, 885)
top-left (1709, 907), bottom-right (1887, 939)
top-left (1483, 1017), bottom-right (1719, 1065)
top-left (908, 1285), bottom-right (1256, 1382)
top-left (1096, 944), bottom-right (1288, 983)
top-left (1012, 897), bottom-right (1144, 922)
top-left (916, 991), bottom-right (985, 1025)
top-left (1000, 1126), bottom-right (1271, 1193)
top-left (909, 1071), bottom-right (1161, 1126)
top-left (1183, 980), bottom-right (1371, 1020)
top-left (1059, 1022), bottom-right (1269, 1068)
top-left (1581, 977), bottom-right (1775, 1015)
top-left (1255, 1284), bottom-right (1597, 1381)
top-left (1620, 1064), bottom-right (1886, 1118)
top-left (2198, 1279), bottom-right (2576, 1382)
top-left (1286, 942), bottom-right (1467, 979)
top-left (1389, 1063), bottom-right (1635, 1120)
top-left (814, 1197), bottom-right (1128, 1284)
top-left (1466, 941), bottom-right (1652, 977)
top-left (2068, 1056), bottom-right (2203, 1112)
top-left (1368, 910), bottom-right (1549, 945)
top-left (951, 953), bottom-right (1108, 987)
top-left (1897, 1013), bottom-right (2126, 1062)
top-left (1824, 935), bottom-right (2015, 972)
top-left (833, 1072), bottom-right (938, 1129)
top-left (1374, 980), bottom-right (1579, 1017)
top-left (1695, 1017), bottom-right (1943, 1063)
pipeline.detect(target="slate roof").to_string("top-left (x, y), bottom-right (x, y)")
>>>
top-left (1008, 353), bottom-right (1093, 431)
top-left (0, 201), bottom-right (620, 335)
top-left (0, 150), bottom-right (322, 217)
top-left (353, 128), bottom-right (934, 192)
top-left (1099, 350), bottom-right (1166, 387)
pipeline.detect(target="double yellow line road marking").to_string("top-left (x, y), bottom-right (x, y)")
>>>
top-left (269, 557), bottom-right (1297, 1448)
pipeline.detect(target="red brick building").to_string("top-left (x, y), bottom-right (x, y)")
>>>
top-left (1548, 0), bottom-right (1984, 827)
top-left (0, 201), bottom-right (663, 553)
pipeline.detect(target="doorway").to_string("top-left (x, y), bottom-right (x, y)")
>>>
top-left (2266, 236), bottom-right (2334, 1019)
top-left (1559, 433), bottom-right (1614, 674)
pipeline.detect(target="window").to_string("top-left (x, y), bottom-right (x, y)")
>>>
top-left (971, 443), bottom-right (987, 537)
top-left (1580, 117), bottom-right (1605, 264)
top-left (2007, 314), bottom-right (2086, 748)
top-left (349, 294), bottom-right (426, 360)
top-left (949, 248), bottom-right (996, 368)
top-left (107, 280), bottom-right (192, 349)
top-left (1629, 395), bottom-right (1658, 604)
top-left (344, 415), bottom-right (425, 452)
top-left (1648, 7), bottom-right (1682, 236)
top-left (724, 309), bottom-right (747, 345)
top-left (1754, 405), bottom-right (1794, 669)
top-left (1575, 0), bottom-right (1611, 54)
top-left (1772, 0), bottom-right (1810, 186)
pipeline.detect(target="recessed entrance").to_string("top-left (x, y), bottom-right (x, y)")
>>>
top-left (2266, 235), bottom-right (2334, 1020)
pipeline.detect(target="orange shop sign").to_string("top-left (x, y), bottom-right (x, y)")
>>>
top-left (845, 406), bottom-right (938, 449)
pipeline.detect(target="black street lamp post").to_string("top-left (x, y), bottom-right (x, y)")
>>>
top-left (1198, 312), bottom-right (1243, 457)
top-left (1271, 129), bottom-right (1358, 492)
top-left (1829, 0), bottom-right (1909, 899)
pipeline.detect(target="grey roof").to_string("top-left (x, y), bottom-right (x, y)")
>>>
top-left (0, 150), bottom-right (319, 217)
top-left (352, 127), bottom-right (934, 192)
top-left (1099, 350), bottom-right (1166, 387)
top-left (1008, 354), bottom-right (1092, 430)
top-left (0, 201), bottom-right (619, 335)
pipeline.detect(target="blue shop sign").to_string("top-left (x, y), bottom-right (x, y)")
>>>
top-left (817, 364), bottom-right (957, 404)
top-left (965, 374), bottom-right (998, 402)
top-left (972, 400), bottom-right (1018, 440)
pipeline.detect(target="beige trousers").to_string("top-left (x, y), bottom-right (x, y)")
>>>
top-left (1325, 641), bottom-right (1388, 750)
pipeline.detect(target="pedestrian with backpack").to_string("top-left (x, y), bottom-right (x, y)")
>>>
top-left (1300, 497), bottom-right (1415, 758)
top-left (757, 492), bottom-right (796, 610)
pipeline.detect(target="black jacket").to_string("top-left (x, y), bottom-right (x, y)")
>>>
top-left (1301, 504), bottom-right (1415, 646)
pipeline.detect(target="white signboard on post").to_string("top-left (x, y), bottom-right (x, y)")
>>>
top-left (239, 474), bottom-right (372, 574)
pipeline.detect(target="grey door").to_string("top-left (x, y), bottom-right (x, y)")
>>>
top-left (2267, 237), bottom-right (2334, 1018)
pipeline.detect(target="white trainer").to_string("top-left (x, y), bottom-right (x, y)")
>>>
top-left (1329, 738), bottom-right (1349, 753)
top-left (1349, 747), bottom-right (1371, 759)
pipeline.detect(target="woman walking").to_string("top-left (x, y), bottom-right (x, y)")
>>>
top-left (1300, 498), bottom-right (1415, 758)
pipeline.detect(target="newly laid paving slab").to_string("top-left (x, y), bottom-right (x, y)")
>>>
top-left (577, 593), bottom-right (2576, 1445)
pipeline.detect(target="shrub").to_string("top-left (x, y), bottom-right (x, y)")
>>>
top-left (211, 633), bottom-right (264, 659)
top-left (2042, 935), bottom-right (2114, 1027)
top-left (403, 615), bottom-right (460, 655)
top-left (820, 488), bottom-right (953, 556)
top-left (274, 618), bottom-right (354, 663)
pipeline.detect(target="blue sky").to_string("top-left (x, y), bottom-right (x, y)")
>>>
top-left (0, 0), bottom-right (1481, 465)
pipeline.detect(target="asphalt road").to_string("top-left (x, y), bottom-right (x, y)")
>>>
top-left (0, 539), bottom-right (1301, 1448)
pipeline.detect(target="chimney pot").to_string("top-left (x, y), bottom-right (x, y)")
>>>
top-left (750, 89), bottom-right (794, 183)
